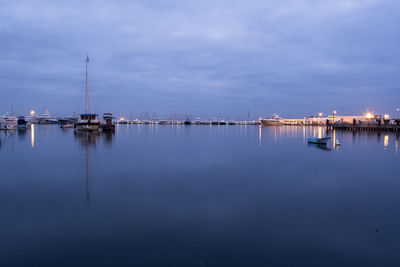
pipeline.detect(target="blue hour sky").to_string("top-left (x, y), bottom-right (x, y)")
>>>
top-left (0, 0), bottom-right (399, 119)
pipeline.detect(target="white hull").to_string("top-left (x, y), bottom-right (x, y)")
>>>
top-left (261, 120), bottom-right (284, 126)
top-left (76, 124), bottom-right (100, 132)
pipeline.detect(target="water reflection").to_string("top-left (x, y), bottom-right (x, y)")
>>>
top-left (74, 131), bottom-right (100, 147)
top-left (3, 125), bottom-right (400, 266)
top-left (17, 128), bottom-right (27, 140)
top-left (384, 135), bottom-right (389, 149)
top-left (307, 143), bottom-right (331, 151)
top-left (73, 131), bottom-right (114, 203)
top-left (31, 124), bottom-right (35, 148)
top-left (102, 131), bottom-right (114, 146)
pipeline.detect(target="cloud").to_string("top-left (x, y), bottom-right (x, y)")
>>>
top-left (0, 0), bottom-right (399, 118)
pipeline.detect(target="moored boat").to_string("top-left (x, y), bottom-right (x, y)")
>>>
top-left (0, 114), bottom-right (17, 130)
top-left (17, 116), bottom-right (27, 129)
top-left (101, 112), bottom-right (115, 131)
top-left (261, 113), bottom-right (284, 126)
top-left (307, 137), bottom-right (331, 144)
top-left (75, 55), bottom-right (100, 132)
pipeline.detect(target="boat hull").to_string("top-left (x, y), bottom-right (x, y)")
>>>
top-left (75, 123), bottom-right (100, 132)
top-left (307, 137), bottom-right (331, 144)
top-left (261, 120), bottom-right (284, 126)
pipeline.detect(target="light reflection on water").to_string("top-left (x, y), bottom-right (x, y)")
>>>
top-left (0, 125), bottom-right (399, 266)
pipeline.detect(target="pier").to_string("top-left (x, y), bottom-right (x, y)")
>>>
top-left (327, 122), bottom-right (400, 133)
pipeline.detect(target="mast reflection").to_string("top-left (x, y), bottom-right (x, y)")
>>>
top-left (74, 131), bottom-right (101, 203)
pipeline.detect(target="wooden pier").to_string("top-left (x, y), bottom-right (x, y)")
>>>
top-left (327, 122), bottom-right (399, 133)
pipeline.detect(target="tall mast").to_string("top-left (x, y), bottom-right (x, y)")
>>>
top-left (85, 55), bottom-right (89, 113)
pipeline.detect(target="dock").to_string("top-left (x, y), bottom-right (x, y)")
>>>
top-left (327, 122), bottom-right (400, 133)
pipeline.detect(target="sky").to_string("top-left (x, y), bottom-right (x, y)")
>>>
top-left (0, 0), bottom-right (399, 119)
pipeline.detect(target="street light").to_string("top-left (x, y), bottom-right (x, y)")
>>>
top-left (30, 110), bottom-right (35, 116)
top-left (318, 112), bottom-right (323, 117)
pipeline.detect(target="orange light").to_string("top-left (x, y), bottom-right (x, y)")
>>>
top-left (384, 114), bottom-right (390, 120)
top-left (318, 112), bottom-right (323, 117)
top-left (365, 112), bottom-right (373, 119)
top-left (30, 110), bottom-right (35, 116)
top-left (120, 117), bottom-right (125, 121)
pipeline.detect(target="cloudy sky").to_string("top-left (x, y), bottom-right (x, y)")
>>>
top-left (0, 0), bottom-right (399, 119)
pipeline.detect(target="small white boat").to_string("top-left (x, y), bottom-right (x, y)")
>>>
top-left (307, 136), bottom-right (331, 144)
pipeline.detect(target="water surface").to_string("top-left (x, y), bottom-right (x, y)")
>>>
top-left (0, 125), bottom-right (399, 266)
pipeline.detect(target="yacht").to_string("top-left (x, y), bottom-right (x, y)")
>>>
top-left (261, 113), bottom-right (284, 126)
top-left (75, 55), bottom-right (101, 132)
top-left (211, 118), bottom-right (219, 125)
top-left (0, 114), bottom-right (17, 130)
top-left (184, 118), bottom-right (192, 125)
top-left (17, 116), bottom-right (27, 129)
top-left (101, 112), bottom-right (115, 131)
top-left (38, 110), bottom-right (58, 124)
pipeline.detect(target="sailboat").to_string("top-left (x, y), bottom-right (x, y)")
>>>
top-left (75, 55), bottom-right (101, 132)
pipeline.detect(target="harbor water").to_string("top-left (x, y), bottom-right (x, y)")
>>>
top-left (0, 125), bottom-right (399, 265)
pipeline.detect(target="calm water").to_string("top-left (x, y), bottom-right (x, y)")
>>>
top-left (0, 125), bottom-right (399, 266)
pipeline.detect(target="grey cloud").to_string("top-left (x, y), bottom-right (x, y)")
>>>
top-left (0, 0), bottom-right (399, 118)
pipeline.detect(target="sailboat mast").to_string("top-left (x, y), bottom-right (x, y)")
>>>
top-left (85, 55), bottom-right (89, 113)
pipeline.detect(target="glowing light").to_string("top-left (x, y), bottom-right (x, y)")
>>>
top-left (384, 114), bottom-right (390, 120)
top-left (365, 112), bottom-right (373, 120)
top-left (318, 112), bottom-right (323, 117)
top-left (397, 108), bottom-right (400, 112)
top-left (30, 110), bottom-right (35, 116)
top-left (384, 135), bottom-right (389, 148)
top-left (120, 117), bottom-right (125, 121)
top-left (333, 110), bottom-right (337, 114)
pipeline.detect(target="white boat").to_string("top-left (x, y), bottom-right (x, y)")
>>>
top-left (307, 137), bottom-right (331, 144)
top-left (100, 113), bottom-right (115, 131)
top-left (75, 55), bottom-right (100, 132)
top-left (38, 110), bottom-right (58, 124)
top-left (0, 114), bottom-right (17, 130)
top-left (261, 113), bottom-right (284, 126)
